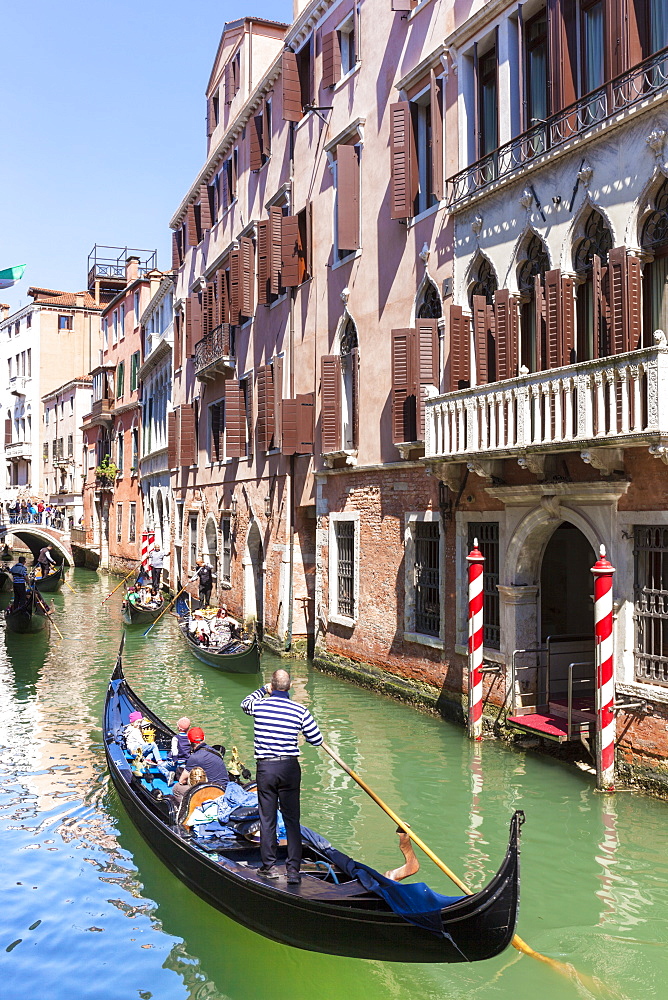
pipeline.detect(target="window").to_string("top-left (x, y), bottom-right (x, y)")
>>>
top-left (7, 358), bottom-right (11, 380)
top-left (117, 429), bottom-right (124, 473)
top-left (574, 210), bottom-right (613, 361)
top-left (335, 145), bottom-right (361, 260)
top-left (581, 0), bottom-right (605, 96)
top-left (52, 439), bottom-right (57, 461)
top-left (413, 520), bottom-right (441, 637)
top-left (222, 149), bottom-right (238, 210)
top-left (116, 361), bottom-right (125, 398)
top-left (478, 43), bottom-right (498, 158)
top-left (43, 442), bottom-right (48, 461)
top-left (517, 234), bottom-right (551, 372)
top-left (296, 37), bottom-right (314, 110)
top-left (103, 318), bottom-right (108, 348)
top-left (338, 10), bottom-right (358, 76)
top-left (113, 311), bottom-right (118, 344)
top-left (525, 9), bottom-right (548, 154)
top-left (389, 72), bottom-right (443, 219)
top-left (116, 503), bottom-right (123, 543)
top-left (26, 313), bottom-right (31, 329)
top-left (132, 427), bottom-right (138, 470)
top-left (642, 178), bottom-right (668, 344)
top-left (468, 522), bottom-right (500, 649)
top-left (70, 395), bottom-right (73, 413)
top-left (67, 434), bottom-right (73, 457)
top-left (133, 290), bottom-right (140, 325)
top-left (209, 399), bottom-right (225, 462)
top-left (176, 501), bottom-right (185, 543)
top-left (221, 515), bottom-right (232, 585)
top-left (340, 318), bottom-right (359, 450)
top-left (333, 519), bottom-right (356, 619)
top-left (634, 525), bottom-right (668, 685)
top-left (58, 314), bottom-right (72, 330)
top-left (189, 513), bottom-right (199, 572)
top-left (26, 349), bottom-right (31, 377)
top-left (120, 303), bottom-right (125, 339)
top-left (128, 502), bottom-right (136, 543)
top-left (250, 100), bottom-right (272, 171)
top-left (130, 351), bottom-right (140, 391)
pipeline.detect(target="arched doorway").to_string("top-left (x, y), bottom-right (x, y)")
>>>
top-left (244, 520), bottom-right (264, 637)
top-left (540, 523), bottom-right (595, 640)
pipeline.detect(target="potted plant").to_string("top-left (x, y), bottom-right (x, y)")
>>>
top-left (95, 455), bottom-right (118, 488)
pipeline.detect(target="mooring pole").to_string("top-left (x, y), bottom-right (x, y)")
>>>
top-left (592, 544), bottom-right (616, 791)
top-left (467, 538), bottom-right (485, 741)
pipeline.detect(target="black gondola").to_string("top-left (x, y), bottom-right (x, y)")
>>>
top-left (122, 592), bottom-right (164, 625)
top-left (174, 594), bottom-right (260, 673)
top-left (5, 587), bottom-right (51, 633)
top-left (105, 650), bottom-right (523, 962)
top-left (34, 563), bottom-right (65, 592)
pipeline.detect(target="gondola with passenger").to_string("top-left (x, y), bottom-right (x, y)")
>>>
top-left (122, 582), bottom-right (164, 625)
top-left (174, 594), bottom-right (260, 673)
top-left (5, 585), bottom-right (52, 633)
top-left (34, 562), bottom-right (65, 592)
top-left (104, 647), bottom-right (524, 962)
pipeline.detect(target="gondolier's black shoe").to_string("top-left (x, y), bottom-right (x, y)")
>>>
top-left (258, 866), bottom-right (280, 878)
top-left (287, 872), bottom-right (301, 885)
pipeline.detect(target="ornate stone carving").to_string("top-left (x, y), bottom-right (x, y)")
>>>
top-left (471, 214), bottom-right (483, 236)
top-left (539, 495), bottom-right (561, 522)
top-left (649, 441), bottom-right (668, 466)
top-left (425, 461), bottom-right (464, 492)
top-left (419, 243), bottom-right (430, 265)
top-left (340, 287), bottom-right (350, 305)
top-left (517, 454), bottom-right (545, 478)
top-left (577, 161), bottom-right (593, 186)
top-left (580, 448), bottom-right (624, 476)
top-left (519, 189), bottom-right (533, 210)
top-left (654, 328), bottom-right (667, 346)
top-left (467, 458), bottom-right (501, 479)
top-left (646, 129), bottom-right (666, 159)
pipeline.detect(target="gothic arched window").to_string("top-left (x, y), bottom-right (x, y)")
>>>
top-left (574, 209), bottom-right (613, 361)
top-left (468, 257), bottom-right (498, 307)
top-left (642, 178), bottom-right (668, 344)
top-left (417, 280), bottom-right (442, 319)
top-left (517, 234), bottom-right (550, 371)
top-left (340, 317), bottom-right (359, 450)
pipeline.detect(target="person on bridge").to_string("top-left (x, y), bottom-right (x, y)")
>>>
top-left (37, 544), bottom-right (56, 578)
top-left (149, 544), bottom-right (165, 595)
top-left (9, 555), bottom-right (29, 607)
top-left (241, 669), bottom-right (323, 884)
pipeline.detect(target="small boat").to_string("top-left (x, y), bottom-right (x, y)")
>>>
top-left (122, 589), bottom-right (164, 625)
top-left (34, 563), bottom-right (65, 592)
top-left (5, 588), bottom-right (51, 633)
top-left (174, 594), bottom-right (261, 673)
top-left (105, 649), bottom-right (523, 962)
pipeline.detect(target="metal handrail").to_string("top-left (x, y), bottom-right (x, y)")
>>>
top-left (446, 44), bottom-right (668, 207)
top-left (566, 662), bottom-right (595, 739)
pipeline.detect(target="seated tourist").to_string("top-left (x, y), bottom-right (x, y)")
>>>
top-left (124, 712), bottom-right (171, 781)
top-left (171, 727), bottom-right (228, 807)
top-left (188, 610), bottom-right (210, 645)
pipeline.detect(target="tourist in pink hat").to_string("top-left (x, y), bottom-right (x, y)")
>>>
top-left (124, 711), bottom-right (171, 780)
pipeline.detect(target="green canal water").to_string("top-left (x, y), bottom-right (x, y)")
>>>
top-left (1, 569), bottom-right (667, 999)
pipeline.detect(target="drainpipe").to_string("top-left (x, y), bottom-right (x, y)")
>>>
top-left (284, 130), bottom-right (296, 652)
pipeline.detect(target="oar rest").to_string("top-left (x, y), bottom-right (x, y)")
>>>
top-left (178, 782), bottom-right (227, 829)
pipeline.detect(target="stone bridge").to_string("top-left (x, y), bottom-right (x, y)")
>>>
top-left (0, 522), bottom-right (74, 565)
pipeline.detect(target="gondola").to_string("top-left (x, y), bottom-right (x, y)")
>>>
top-left (34, 563), bottom-right (65, 592)
top-left (104, 649), bottom-right (523, 962)
top-left (4, 587), bottom-right (51, 633)
top-left (122, 590), bottom-right (164, 625)
top-left (174, 594), bottom-right (261, 673)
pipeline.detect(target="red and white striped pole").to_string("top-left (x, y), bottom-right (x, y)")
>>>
top-left (592, 544), bottom-right (616, 791)
top-left (141, 531), bottom-right (154, 571)
top-left (467, 538), bottom-right (485, 741)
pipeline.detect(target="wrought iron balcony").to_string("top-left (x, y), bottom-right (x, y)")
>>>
top-left (447, 45), bottom-right (668, 208)
top-left (194, 325), bottom-right (235, 381)
top-left (425, 336), bottom-right (668, 473)
top-left (4, 441), bottom-right (31, 460)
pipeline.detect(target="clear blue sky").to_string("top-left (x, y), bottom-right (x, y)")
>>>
top-left (0, 0), bottom-right (292, 312)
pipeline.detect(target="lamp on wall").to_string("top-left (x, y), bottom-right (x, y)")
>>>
top-left (230, 495), bottom-right (238, 518)
top-left (264, 494), bottom-right (272, 518)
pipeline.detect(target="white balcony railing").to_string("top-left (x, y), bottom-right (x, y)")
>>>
top-left (425, 339), bottom-right (668, 465)
top-left (4, 441), bottom-right (31, 461)
top-left (9, 376), bottom-right (28, 395)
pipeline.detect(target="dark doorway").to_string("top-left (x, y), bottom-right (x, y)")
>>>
top-left (540, 522), bottom-right (595, 641)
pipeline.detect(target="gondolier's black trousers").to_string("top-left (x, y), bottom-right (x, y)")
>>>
top-left (198, 584), bottom-right (212, 606)
top-left (256, 757), bottom-right (302, 874)
top-left (151, 567), bottom-right (162, 593)
top-left (12, 582), bottom-right (26, 606)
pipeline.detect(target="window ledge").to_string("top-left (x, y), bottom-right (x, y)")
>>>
top-left (294, 109), bottom-right (316, 133)
top-left (408, 0), bottom-right (434, 19)
top-left (332, 249), bottom-right (362, 270)
top-left (454, 643), bottom-right (505, 664)
top-left (323, 449), bottom-right (357, 468)
top-left (269, 292), bottom-right (288, 310)
top-left (407, 200), bottom-right (443, 228)
top-left (333, 63), bottom-right (361, 92)
top-left (404, 631), bottom-right (442, 649)
top-left (329, 612), bottom-right (357, 628)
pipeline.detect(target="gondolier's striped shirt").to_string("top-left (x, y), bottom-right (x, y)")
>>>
top-left (241, 687), bottom-right (323, 758)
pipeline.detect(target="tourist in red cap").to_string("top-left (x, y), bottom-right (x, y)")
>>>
top-left (171, 725), bottom-right (228, 808)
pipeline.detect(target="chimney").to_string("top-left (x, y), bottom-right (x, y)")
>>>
top-left (148, 268), bottom-right (161, 299)
top-left (0, 304), bottom-right (10, 321)
top-left (76, 294), bottom-right (84, 308)
top-left (125, 256), bottom-right (140, 283)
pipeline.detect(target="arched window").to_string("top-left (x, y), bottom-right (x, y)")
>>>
top-left (574, 209), bottom-right (613, 361)
top-left (416, 280), bottom-right (442, 319)
top-left (517, 234), bottom-right (550, 371)
top-left (340, 317), bottom-right (359, 451)
top-left (642, 178), bottom-right (668, 344)
top-left (468, 256), bottom-right (497, 308)
top-left (116, 425), bottom-right (124, 474)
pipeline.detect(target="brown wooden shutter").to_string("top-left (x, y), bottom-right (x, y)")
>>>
top-left (179, 403), bottom-right (196, 466)
top-left (224, 61), bottom-right (233, 105)
top-left (337, 145), bottom-right (360, 252)
top-left (217, 267), bottom-right (229, 325)
top-left (282, 398), bottom-right (299, 455)
top-left (240, 237), bottom-right (255, 318)
top-left (167, 411), bottom-right (177, 468)
top-left (430, 70), bottom-right (444, 202)
top-left (199, 184), bottom-right (212, 231)
top-left (449, 304), bottom-right (471, 391)
top-left (225, 382), bottom-right (246, 458)
top-left (171, 231), bottom-right (181, 270)
top-left (627, 0), bottom-right (649, 69)
top-left (391, 328), bottom-right (417, 443)
top-left (185, 297), bottom-right (192, 355)
top-left (4, 418), bottom-right (12, 446)
top-left (282, 393), bottom-right (315, 454)
top-left (230, 251), bottom-right (241, 325)
top-left (494, 289), bottom-right (520, 380)
top-left (173, 311), bottom-right (182, 368)
top-left (390, 102), bottom-right (417, 219)
top-left (206, 95), bottom-right (214, 138)
top-left (270, 205), bottom-right (283, 294)
top-left (272, 356), bottom-right (283, 452)
top-left (605, 0), bottom-right (624, 80)
top-left (250, 111), bottom-right (264, 171)
top-left (544, 270), bottom-right (562, 369)
top-left (186, 203), bottom-right (198, 247)
top-left (547, 0), bottom-right (577, 115)
top-left (256, 364), bottom-right (275, 452)
top-left (561, 272), bottom-right (575, 364)
top-left (608, 248), bottom-right (641, 355)
top-left (593, 254), bottom-right (603, 359)
top-left (534, 274), bottom-right (546, 370)
top-left (282, 50), bottom-right (303, 122)
top-left (257, 220), bottom-right (269, 305)
top-left (472, 295), bottom-right (492, 384)
top-left (281, 215), bottom-right (301, 287)
top-left (321, 356), bottom-right (342, 453)
top-left (416, 320), bottom-right (439, 441)
top-left (201, 285), bottom-right (210, 338)
top-left (322, 31), bottom-right (341, 89)
top-left (627, 253), bottom-right (642, 353)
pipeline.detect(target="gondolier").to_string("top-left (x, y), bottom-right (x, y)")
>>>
top-left (189, 559), bottom-right (216, 606)
top-left (241, 669), bottom-right (323, 884)
top-left (149, 544), bottom-right (165, 595)
top-left (37, 544), bottom-right (55, 578)
top-left (9, 555), bottom-right (29, 605)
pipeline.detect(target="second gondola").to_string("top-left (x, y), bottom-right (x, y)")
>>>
top-left (175, 594), bottom-right (260, 673)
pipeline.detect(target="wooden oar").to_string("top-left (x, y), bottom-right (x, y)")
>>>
top-left (100, 568), bottom-right (137, 605)
top-left (142, 582), bottom-right (190, 637)
top-left (321, 742), bottom-right (609, 991)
